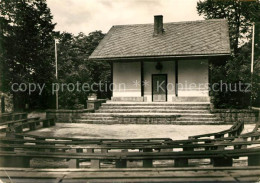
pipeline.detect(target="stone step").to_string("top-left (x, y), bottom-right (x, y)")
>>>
top-left (96, 109), bottom-right (209, 113)
top-left (100, 106), bottom-right (210, 110)
top-left (169, 121), bottom-right (225, 125)
top-left (80, 113), bottom-right (216, 118)
top-left (78, 116), bottom-right (115, 120)
top-left (103, 102), bottom-right (210, 106)
top-left (72, 119), bottom-right (224, 125)
top-left (77, 116), bottom-right (221, 122)
top-left (74, 119), bottom-right (118, 124)
top-left (80, 113), bottom-right (114, 117)
top-left (176, 117), bottom-right (220, 121)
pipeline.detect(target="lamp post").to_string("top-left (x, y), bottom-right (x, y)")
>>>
top-left (250, 23), bottom-right (255, 109)
top-left (55, 39), bottom-right (59, 110)
top-left (251, 22), bottom-right (255, 74)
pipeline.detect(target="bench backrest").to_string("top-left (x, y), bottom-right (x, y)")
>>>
top-left (189, 121), bottom-right (244, 139)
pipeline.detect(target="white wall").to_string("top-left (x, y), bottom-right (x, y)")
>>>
top-left (178, 59), bottom-right (209, 96)
top-left (112, 59), bottom-right (209, 101)
top-left (113, 62), bottom-right (141, 97)
top-left (143, 61), bottom-right (175, 102)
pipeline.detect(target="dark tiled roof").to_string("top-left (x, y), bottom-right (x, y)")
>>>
top-left (89, 19), bottom-right (230, 60)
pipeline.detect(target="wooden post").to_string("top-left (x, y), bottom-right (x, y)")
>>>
top-left (14, 114), bottom-right (19, 120)
top-left (87, 148), bottom-right (94, 153)
top-left (0, 156), bottom-right (30, 168)
top-left (29, 122), bottom-right (36, 131)
top-left (76, 148), bottom-right (83, 153)
top-left (22, 113), bottom-right (28, 119)
top-left (143, 148), bottom-right (153, 168)
top-left (175, 158), bottom-right (188, 167)
top-left (15, 125), bottom-right (23, 133)
top-left (161, 148), bottom-right (173, 152)
top-left (214, 134), bottom-right (224, 139)
top-left (50, 119), bottom-right (56, 126)
top-left (42, 120), bottom-right (50, 127)
top-left (216, 145), bottom-right (225, 150)
top-left (91, 159), bottom-right (100, 169)
top-left (183, 147), bottom-right (194, 151)
top-left (248, 155), bottom-right (260, 166)
top-left (101, 149), bottom-right (108, 153)
top-left (213, 157), bottom-right (233, 167)
top-left (115, 159), bottom-right (127, 168)
top-left (68, 159), bottom-right (79, 168)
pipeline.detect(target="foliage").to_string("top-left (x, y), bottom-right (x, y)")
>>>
top-left (197, 0), bottom-right (260, 108)
top-left (0, 0), bottom-right (56, 110)
top-left (55, 31), bottom-right (110, 109)
top-left (0, 0), bottom-right (110, 110)
top-left (197, 0), bottom-right (260, 55)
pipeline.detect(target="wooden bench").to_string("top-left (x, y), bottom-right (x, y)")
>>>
top-left (0, 147), bottom-right (259, 168)
top-left (5, 118), bottom-right (55, 138)
top-left (0, 117), bottom-right (40, 132)
top-left (1, 122), bottom-right (259, 151)
top-left (1, 124), bottom-right (259, 164)
top-left (0, 112), bottom-right (27, 123)
top-left (0, 121), bottom-right (258, 170)
top-left (189, 121), bottom-right (244, 139)
top-left (10, 121), bottom-right (258, 147)
top-left (0, 166), bottom-right (259, 182)
top-left (0, 137), bottom-right (171, 147)
top-left (0, 122), bottom-right (258, 156)
top-left (14, 133), bottom-right (172, 143)
top-left (0, 138), bottom-right (259, 153)
top-left (7, 133), bottom-right (237, 147)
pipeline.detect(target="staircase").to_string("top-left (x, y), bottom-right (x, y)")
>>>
top-left (73, 101), bottom-right (224, 124)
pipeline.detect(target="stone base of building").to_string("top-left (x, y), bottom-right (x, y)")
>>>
top-left (111, 96), bottom-right (210, 102)
top-left (111, 97), bottom-right (144, 102)
top-left (172, 97), bottom-right (210, 102)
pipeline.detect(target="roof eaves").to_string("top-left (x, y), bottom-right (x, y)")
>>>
top-left (89, 52), bottom-right (231, 61)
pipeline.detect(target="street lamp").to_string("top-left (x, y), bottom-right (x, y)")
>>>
top-left (55, 39), bottom-right (59, 110)
top-left (251, 22), bottom-right (255, 74)
top-left (250, 22), bottom-right (255, 109)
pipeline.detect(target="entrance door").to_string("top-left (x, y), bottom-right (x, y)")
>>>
top-left (152, 74), bottom-right (167, 102)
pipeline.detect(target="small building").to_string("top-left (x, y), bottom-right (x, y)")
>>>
top-left (89, 15), bottom-right (230, 102)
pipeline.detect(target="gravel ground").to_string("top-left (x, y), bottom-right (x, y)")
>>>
top-left (27, 123), bottom-right (255, 140)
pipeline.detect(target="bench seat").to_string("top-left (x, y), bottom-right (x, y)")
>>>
top-left (0, 166), bottom-right (260, 182)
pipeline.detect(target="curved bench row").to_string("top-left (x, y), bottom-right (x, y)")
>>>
top-left (5, 118), bottom-right (55, 138)
top-left (0, 146), bottom-right (259, 168)
top-left (189, 120), bottom-right (244, 139)
top-left (0, 112), bottom-right (27, 123)
top-left (0, 122), bottom-right (259, 169)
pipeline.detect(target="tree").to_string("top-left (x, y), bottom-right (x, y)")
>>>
top-left (55, 31), bottom-right (108, 109)
top-left (197, 0), bottom-right (260, 55)
top-left (197, 0), bottom-right (260, 108)
top-left (84, 31), bottom-right (111, 99)
top-left (0, 0), bottom-right (56, 110)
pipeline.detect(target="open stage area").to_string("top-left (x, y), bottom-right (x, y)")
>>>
top-left (27, 123), bottom-right (255, 140)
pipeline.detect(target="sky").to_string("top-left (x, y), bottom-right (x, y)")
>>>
top-left (46, 0), bottom-right (204, 35)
